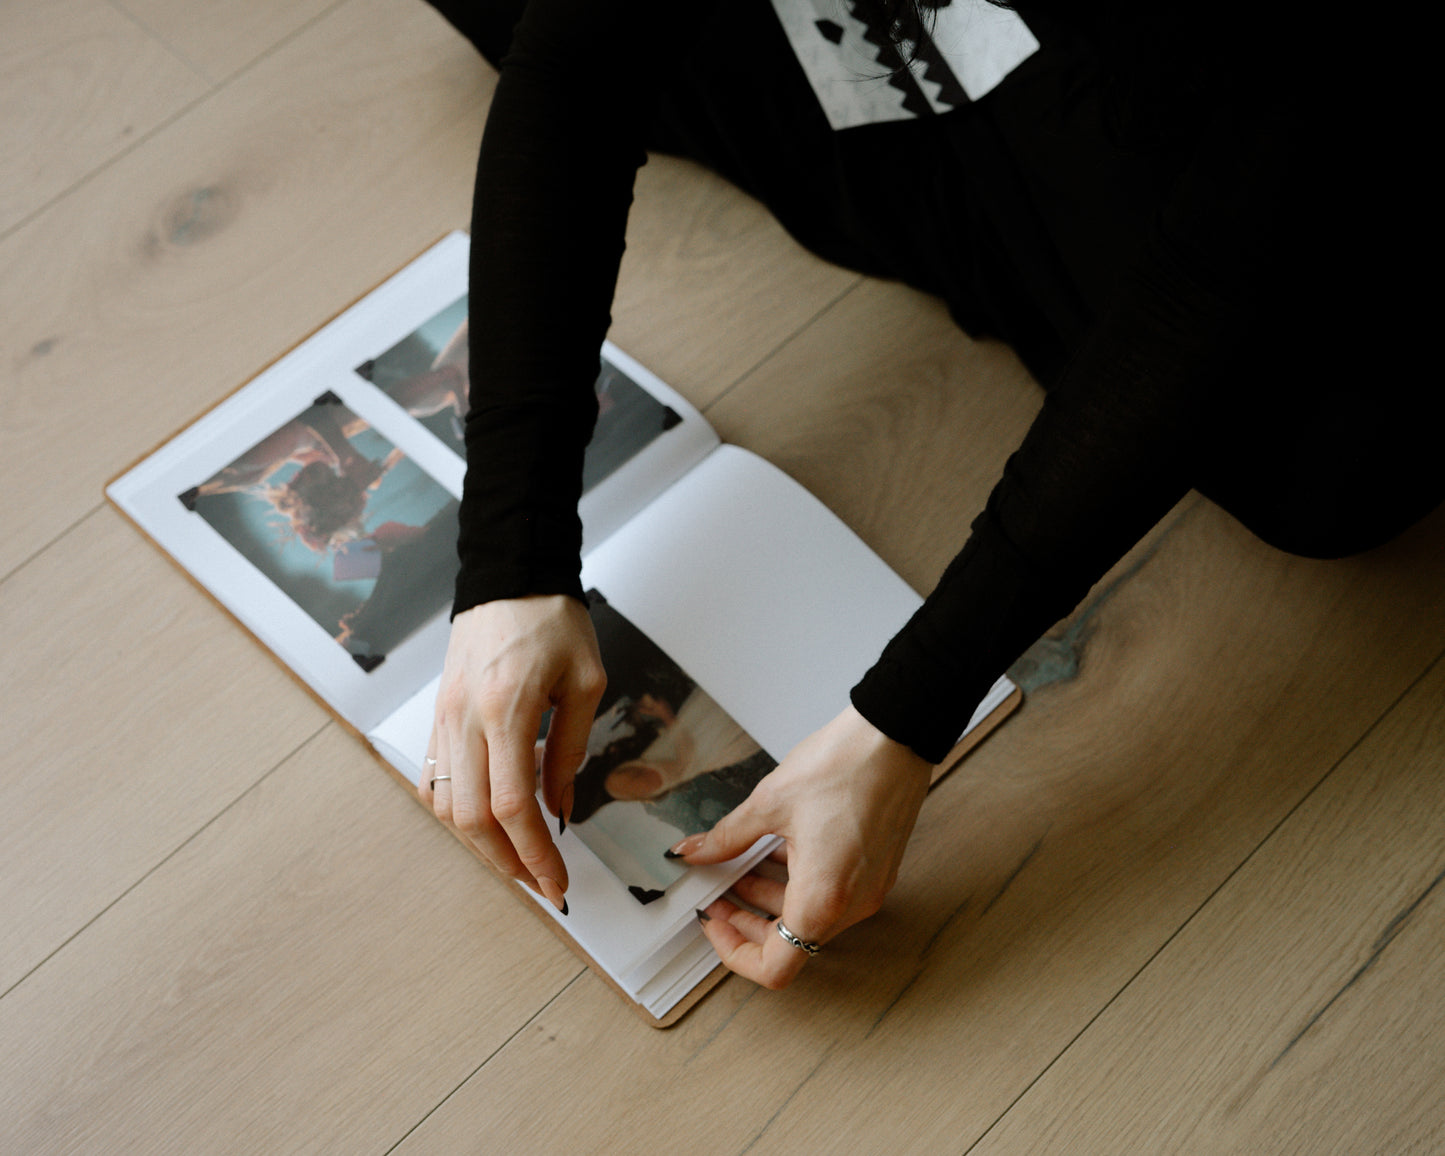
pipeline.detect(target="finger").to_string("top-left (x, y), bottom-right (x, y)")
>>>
top-left (749, 853), bottom-right (790, 887)
top-left (721, 857), bottom-right (836, 988)
top-left (442, 708), bottom-right (528, 878)
top-left (444, 701), bottom-right (486, 837)
top-left (429, 717), bottom-right (454, 825)
top-left (445, 715), bottom-right (534, 885)
top-left (708, 896), bottom-right (775, 943)
top-left (670, 798), bottom-right (775, 865)
top-left (486, 716), bottom-right (570, 911)
top-left (729, 872), bottom-right (786, 917)
top-left (419, 727), bottom-right (439, 805)
top-left (539, 690), bottom-right (598, 819)
top-left (757, 892), bottom-right (829, 986)
top-left (698, 900), bottom-right (809, 991)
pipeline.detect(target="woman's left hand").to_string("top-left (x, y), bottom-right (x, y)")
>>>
top-left (669, 705), bottom-right (934, 989)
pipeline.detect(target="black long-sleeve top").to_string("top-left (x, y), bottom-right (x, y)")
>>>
top-left (453, 1), bottom-right (1382, 763)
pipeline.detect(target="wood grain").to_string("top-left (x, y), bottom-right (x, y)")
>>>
top-left (972, 653), bottom-right (1445, 1156)
top-left (5, 2), bottom-right (1445, 1153)
top-left (0, 507), bottom-right (328, 993)
top-left (1, 0), bottom-right (862, 583)
top-left (705, 276), bottom-right (1041, 593)
top-left (388, 449), bottom-right (1445, 1152)
top-left (731, 508), bottom-right (1445, 1156)
top-left (111, 0), bottom-right (340, 83)
top-left (612, 152), bottom-right (862, 409)
top-left (0, 0), bottom-right (205, 235)
top-left (0, 723), bottom-right (581, 1156)
top-left (0, 0), bottom-right (488, 581)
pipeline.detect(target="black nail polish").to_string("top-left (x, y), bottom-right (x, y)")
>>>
top-left (663, 848), bottom-right (683, 859)
top-left (695, 909), bottom-right (711, 924)
top-left (561, 899), bottom-right (569, 916)
top-left (558, 812), bottom-right (566, 835)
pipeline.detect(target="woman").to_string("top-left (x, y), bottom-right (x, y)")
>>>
top-left (418, 0), bottom-right (1439, 989)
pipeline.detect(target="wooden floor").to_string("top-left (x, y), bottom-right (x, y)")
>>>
top-left (4, 3), bottom-right (1442, 1152)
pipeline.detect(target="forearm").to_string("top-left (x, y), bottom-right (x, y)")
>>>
top-left (454, 0), bottom-right (663, 614)
top-left (854, 93), bottom-right (1294, 762)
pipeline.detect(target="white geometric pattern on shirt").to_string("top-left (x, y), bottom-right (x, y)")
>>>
top-left (768, 0), bottom-right (1039, 131)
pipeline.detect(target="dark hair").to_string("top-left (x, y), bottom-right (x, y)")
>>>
top-left (278, 460), bottom-right (367, 548)
top-left (852, 0), bottom-right (945, 63)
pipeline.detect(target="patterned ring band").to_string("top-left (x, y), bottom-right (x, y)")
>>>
top-left (776, 920), bottom-right (821, 957)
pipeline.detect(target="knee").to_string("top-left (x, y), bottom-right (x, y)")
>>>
top-left (1231, 463), bottom-right (1444, 561)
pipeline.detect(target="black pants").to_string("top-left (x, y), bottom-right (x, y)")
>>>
top-left (427, 0), bottom-right (1442, 560)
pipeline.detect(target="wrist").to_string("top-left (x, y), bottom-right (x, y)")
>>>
top-left (844, 694), bottom-right (937, 769)
top-left (839, 704), bottom-right (935, 781)
top-left (455, 591), bottom-right (583, 625)
top-left (451, 568), bottom-right (587, 622)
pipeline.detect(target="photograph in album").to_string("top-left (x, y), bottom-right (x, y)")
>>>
top-left (355, 294), bottom-right (471, 452)
top-left (354, 292), bottom-right (681, 480)
top-left (182, 392), bottom-right (458, 669)
top-left (581, 358), bottom-right (683, 491)
top-left (568, 591), bottom-right (775, 901)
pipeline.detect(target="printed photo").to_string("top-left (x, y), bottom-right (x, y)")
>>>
top-left (181, 393), bottom-right (459, 670)
top-left (355, 295), bottom-right (471, 451)
top-left (355, 294), bottom-right (680, 482)
top-left (563, 591), bottom-right (776, 903)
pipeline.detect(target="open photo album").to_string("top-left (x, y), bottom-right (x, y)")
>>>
top-left (107, 233), bottom-right (1020, 1025)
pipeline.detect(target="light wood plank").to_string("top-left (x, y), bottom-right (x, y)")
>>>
top-left (0, 724), bottom-right (581, 1155)
top-left (0, 0), bottom-right (858, 582)
top-left (731, 506), bottom-right (1445, 1156)
top-left (0, 0), bottom-right (206, 235)
top-left (1, 0), bottom-right (487, 580)
top-left (389, 315), bottom-right (1445, 1152)
top-left (705, 277), bottom-right (1041, 593)
top-left (112, 0), bottom-right (339, 83)
top-left (0, 507), bottom-right (328, 992)
top-left (972, 652), bottom-right (1445, 1155)
top-left (613, 152), bottom-right (861, 408)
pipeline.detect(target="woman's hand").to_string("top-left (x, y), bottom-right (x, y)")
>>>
top-left (421, 595), bottom-right (606, 913)
top-left (671, 705), bottom-right (933, 989)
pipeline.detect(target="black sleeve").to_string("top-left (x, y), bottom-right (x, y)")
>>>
top-left (453, 0), bottom-right (664, 615)
top-left (851, 86), bottom-right (1299, 763)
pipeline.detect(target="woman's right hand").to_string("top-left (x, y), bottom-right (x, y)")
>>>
top-left (420, 594), bottom-right (606, 913)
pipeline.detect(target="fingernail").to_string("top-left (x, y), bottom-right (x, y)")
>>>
top-left (558, 812), bottom-right (566, 836)
top-left (559, 783), bottom-right (574, 835)
top-left (668, 835), bottom-right (703, 859)
top-left (537, 876), bottom-right (567, 914)
top-left (695, 909), bottom-right (711, 924)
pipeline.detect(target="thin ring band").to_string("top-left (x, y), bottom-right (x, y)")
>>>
top-left (776, 920), bottom-right (821, 957)
top-left (429, 775), bottom-right (451, 790)
top-left (424, 756), bottom-right (438, 768)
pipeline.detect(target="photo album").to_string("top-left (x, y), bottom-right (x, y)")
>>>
top-left (107, 233), bottom-right (1020, 1025)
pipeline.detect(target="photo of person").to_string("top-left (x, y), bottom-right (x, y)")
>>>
top-left (181, 393), bottom-right (459, 669)
top-left (354, 296), bottom-right (472, 451)
top-left (563, 591), bottom-right (776, 901)
top-left (355, 294), bottom-right (680, 480)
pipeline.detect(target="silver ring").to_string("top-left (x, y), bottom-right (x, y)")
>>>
top-left (424, 756), bottom-right (438, 768)
top-left (429, 775), bottom-right (451, 789)
top-left (776, 920), bottom-right (821, 957)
